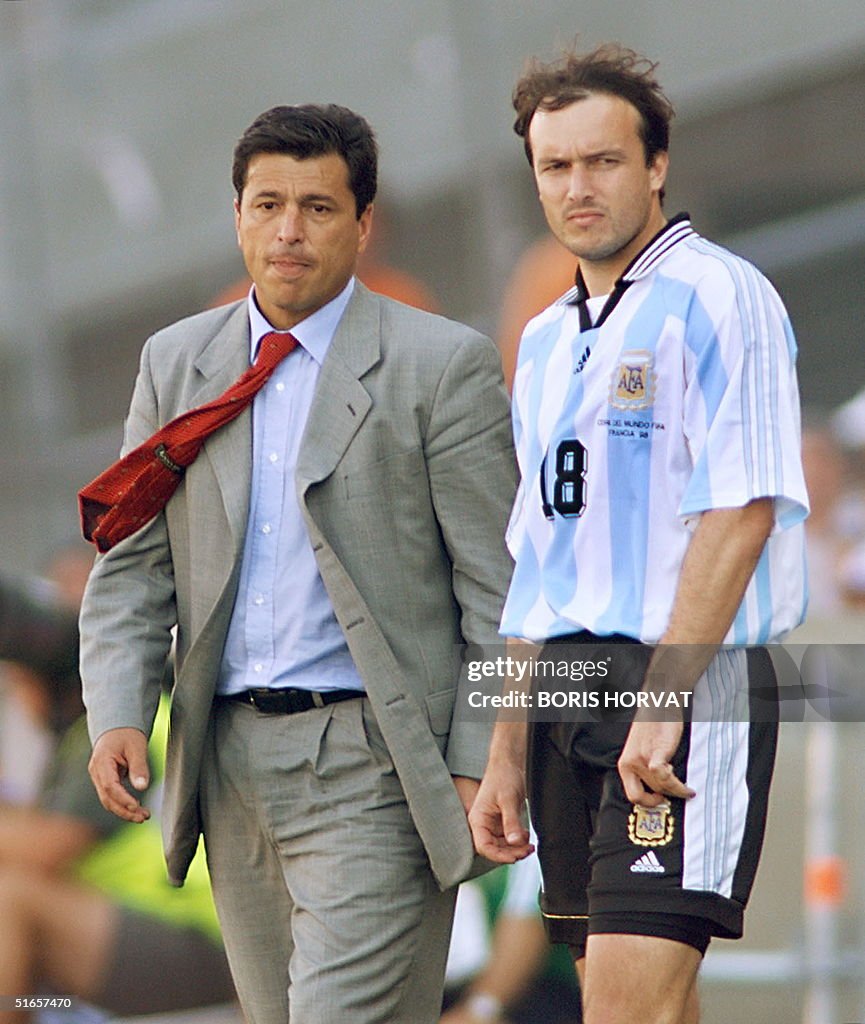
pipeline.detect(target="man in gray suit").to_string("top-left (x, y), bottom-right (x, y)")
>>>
top-left (79, 104), bottom-right (515, 1024)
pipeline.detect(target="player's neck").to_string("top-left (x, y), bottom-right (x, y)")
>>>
top-left (579, 209), bottom-right (668, 298)
top-left (578, 261), bottom-right (619, 299)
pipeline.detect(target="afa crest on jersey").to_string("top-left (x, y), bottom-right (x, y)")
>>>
top-left (628, 802), bottom-right (674, 847)
top-left (610, 350), bottom-right (656, 410)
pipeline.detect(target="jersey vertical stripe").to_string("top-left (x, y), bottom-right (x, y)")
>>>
top-left (684, 651), bottom-right (750, 896)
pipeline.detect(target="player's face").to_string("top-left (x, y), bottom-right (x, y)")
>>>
top-left (235, 151), bottom-right (372, 330)
top-left (529, 93), bottom-right (668, 289)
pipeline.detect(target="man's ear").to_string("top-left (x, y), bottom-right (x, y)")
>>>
top-left (233, 196), bottom-right (242, 246)
top-left (357, 202), bottom-right (374, 255)
top-left (649, 151), bottom-right (669, 197)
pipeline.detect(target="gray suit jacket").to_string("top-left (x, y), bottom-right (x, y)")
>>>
top-left (80, 282), bottom-right (516, 890)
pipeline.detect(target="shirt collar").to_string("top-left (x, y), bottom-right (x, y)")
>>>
top-left (246, 277), bottom-right (356, 365)
top-left (561, 212), bottom-right (695, 308)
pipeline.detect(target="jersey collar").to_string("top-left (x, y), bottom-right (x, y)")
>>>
top-left (560, 213), bottom-right (695, 331)
top-left (621, 212), bottom-right (695, 283)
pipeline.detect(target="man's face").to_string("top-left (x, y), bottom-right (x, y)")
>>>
top-left (234, 151), bottom-right (372, 330)
top-left (529, 93), bottom-right (668, 280)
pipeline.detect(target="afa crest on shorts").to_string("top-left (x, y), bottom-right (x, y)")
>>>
top-left (628, 802), bottom-right (674, 847)
top-left (610, 350), bottom-right (656, 410)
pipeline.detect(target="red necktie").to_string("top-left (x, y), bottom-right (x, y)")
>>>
top-left (79, 331), bottom-right (298, 552)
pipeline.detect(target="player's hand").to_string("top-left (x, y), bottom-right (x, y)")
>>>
top-left (617, 717), bottom-right (695, 806)
top-left (88, 727), bottom-right (151, 822)
top-left (468, 755), bottom-right (534, 863)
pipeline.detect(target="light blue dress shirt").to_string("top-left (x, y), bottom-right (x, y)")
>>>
top-left (217, 279), bottom-right (364, 696)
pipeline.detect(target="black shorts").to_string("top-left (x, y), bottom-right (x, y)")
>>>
top-left (528, 634), bottom-right (778, 959)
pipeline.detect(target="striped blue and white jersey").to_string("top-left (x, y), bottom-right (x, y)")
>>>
top-left (500, 215), bottom-right (809, 644)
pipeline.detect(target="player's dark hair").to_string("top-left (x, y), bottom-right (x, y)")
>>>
top-left (513, 43), bottom-right (675, 172)
top-left (232, 104), bottom-right (378, 218)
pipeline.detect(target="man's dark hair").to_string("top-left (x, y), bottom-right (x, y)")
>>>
top-left (512, 43), bottom-right (675, 169)
top-left (232, 103), bottom-right (378, 218)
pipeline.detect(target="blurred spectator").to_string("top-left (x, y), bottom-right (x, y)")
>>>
top-left (496, 236), bottom-right (577, 392)
top-left (211, 201), bottom-right (441, 312)
top-left (0, 677), bottom-right (52, 805)
top-left (39, 541), bottom-right (95, 610)
top-left (816, 394), bottom-right (865, 609)
top-left (441, 852), bottom-right (581, 1024)
top-left (831, 386), bottom-right (865, 453)
top-left (828, 391), bottom-right (865, 545)
top-left (0, 543), bottom-right (99, 803)
top-left (838, 545), bottom-right (865, 609)
top-left (0, 544), bottom-right (91, 802)
top-left (0, 552), bottom-right (236, 1024)
top-left (800, 425), bottom-right (850, 616)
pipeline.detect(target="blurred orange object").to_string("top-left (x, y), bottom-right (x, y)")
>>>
top-left (497, 236), bottom-right (577, 392)
top-left (804, 854), bottom-right (847, 906)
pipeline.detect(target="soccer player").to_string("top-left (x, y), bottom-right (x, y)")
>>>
top-left (469, 44), bottom-right (809, 1024)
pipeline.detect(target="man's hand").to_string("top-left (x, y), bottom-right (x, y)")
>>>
top-left (468, 726), bottom-right (533, 863)
top-left (88, 727), bottom-right (151, 822)
top-left (617, 717), bottom-right (695, 806)
top-left (452, 776), bottom-right (481, 815)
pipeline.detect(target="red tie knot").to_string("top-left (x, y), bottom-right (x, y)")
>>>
top-left (257, 331), bottom-right (298, 369)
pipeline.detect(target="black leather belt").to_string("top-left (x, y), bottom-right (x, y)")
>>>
top-left (217, 687), bottom-right (362, 715)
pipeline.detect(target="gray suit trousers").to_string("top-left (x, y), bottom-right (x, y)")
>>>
top-left (200, 696), bottom-right (457, 1024)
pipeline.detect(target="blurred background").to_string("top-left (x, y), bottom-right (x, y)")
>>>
top-left (3, 0), bottom-right (865, 565)
top-left (2, 2), bottom-right (865, 1021)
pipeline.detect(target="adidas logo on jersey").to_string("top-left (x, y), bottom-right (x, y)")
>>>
top-left (573, 345), bottom-right (591, 374)
top-left (630, 851), bottom-right (665, 874)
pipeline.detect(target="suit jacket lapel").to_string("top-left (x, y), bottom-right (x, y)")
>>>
top-left (186, 284), bottom-right (380, 533)
top-left (191, 302), bottom-right (253, 545)
top-left (296, 282), bottom-right (380, 493)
